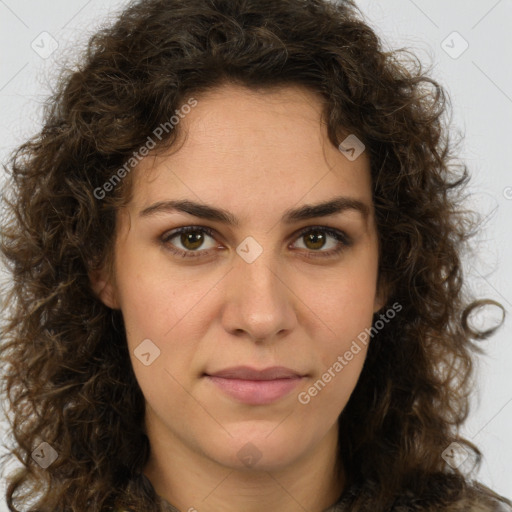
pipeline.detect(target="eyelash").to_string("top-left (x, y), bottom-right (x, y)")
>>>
top-left (160, 225), bottom-right (352, 260)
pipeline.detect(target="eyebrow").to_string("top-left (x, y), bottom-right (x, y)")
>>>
top-left (139, 195), bottom-right (370, 226)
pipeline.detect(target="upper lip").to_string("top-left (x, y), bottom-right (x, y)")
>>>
top-left (205, 366), bottom-right (304, 380)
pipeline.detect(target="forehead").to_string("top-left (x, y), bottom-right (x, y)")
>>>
top-left (127, 83), bottom-right (373, 223)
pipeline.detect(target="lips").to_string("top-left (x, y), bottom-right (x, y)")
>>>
top-left (207, 365), bottom-right (303, 380)
top-left (204, 366), bottom-right (306, 405)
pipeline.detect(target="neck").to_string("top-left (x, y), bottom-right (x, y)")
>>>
top-left (143, 420), bottom-right (344, 512)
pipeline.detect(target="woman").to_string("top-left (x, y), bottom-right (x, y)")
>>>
top-left (0, 0), bottom-right (510, 510)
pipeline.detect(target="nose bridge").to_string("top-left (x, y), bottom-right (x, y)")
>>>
top-left (222, 239), bottom-right (296, 341)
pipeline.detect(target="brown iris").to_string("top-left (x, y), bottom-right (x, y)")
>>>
top-left (303, 230), bottom-right (326, 250)
top-left (181, 231), bottom-right (204, 250)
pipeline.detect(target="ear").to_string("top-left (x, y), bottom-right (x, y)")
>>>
top-left (89, 266), bottom-right (120, 310)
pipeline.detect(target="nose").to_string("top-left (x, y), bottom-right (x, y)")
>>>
top-left (220, 248), bottom-right (297, 344)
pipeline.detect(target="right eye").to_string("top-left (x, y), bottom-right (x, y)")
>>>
top-left (160, 225), bottom-right (220, 258)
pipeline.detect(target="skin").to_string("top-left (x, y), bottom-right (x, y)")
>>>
top-left (91, 83), bottom-right (386, 512)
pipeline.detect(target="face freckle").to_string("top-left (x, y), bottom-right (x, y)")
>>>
top-left (99, 82), bottom-right (385, 482)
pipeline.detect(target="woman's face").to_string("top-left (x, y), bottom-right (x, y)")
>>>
top-left (93, 83), bottom-right (385, 473)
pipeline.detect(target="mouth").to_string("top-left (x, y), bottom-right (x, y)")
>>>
top-left (203, 366), bottom-right (306, 405)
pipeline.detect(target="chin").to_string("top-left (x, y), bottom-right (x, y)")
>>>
top-left (203, 424), bottom-right (313, 472)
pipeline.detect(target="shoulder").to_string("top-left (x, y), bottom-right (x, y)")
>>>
top-left (326, 479), bottom-right (512, 512)
top-left (454, 485), bottom-right (512, 512)
top-left (446, 481), bottom-right (512, 512)
top-left (429, 498), bottom-right (512, 512)
top-left (395, 481), bottom-right (512, 512)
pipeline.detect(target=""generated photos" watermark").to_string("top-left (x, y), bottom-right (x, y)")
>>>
top-left (94, 97), bottom-right (198, 200)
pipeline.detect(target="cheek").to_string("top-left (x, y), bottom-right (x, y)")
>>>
top-left (115, 248), bottom-right (205, 342)
top-left (295, 341), bottom-right (368, 435)
top-left (303, 266), bottom-right (378, 361)
top-left (298, 304), bottom-right (371, 416)
top-left (114, 249), bottom-right (224, 395)
top-left (311, 256), bottom-right (377, 407)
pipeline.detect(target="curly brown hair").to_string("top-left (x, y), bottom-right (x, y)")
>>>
top-left (0, 0), bottom-right (510, 510)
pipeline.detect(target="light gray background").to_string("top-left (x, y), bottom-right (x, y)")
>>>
top-left (0, 0), bottom-right (511, 507)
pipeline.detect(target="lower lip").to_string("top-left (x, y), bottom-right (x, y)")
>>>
top-left (205, 376), bottom-right (303, 405)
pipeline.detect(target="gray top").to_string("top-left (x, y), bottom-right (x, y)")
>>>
top-left (157, 490), bottom-right (512, 512)
top-left (318, 483), bottom-right (512, 512)
top-left (138, 474), bottom-right (512, 512)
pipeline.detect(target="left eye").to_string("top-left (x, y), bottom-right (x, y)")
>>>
top-left (161, 225), bottom-right (351, 259)
top-left (292, 228), bottom-right (344, 252)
